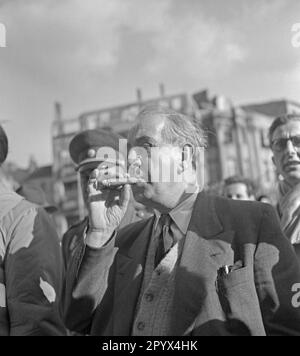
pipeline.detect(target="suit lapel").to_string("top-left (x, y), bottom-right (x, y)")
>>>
top-left (112, 216), bottom-right (155, 335)
top-left (172, 192), bottom-right (235, 335)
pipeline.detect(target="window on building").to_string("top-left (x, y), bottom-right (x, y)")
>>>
top-left (263, 160), bottom-right (271, 182)
top-left (85, 114), bottom-right (98, 130)
top-left (244, 158), bottom-right (251, 178)
top-left (99, 112), bottom-right (111, 126)
top-left (261, 130), bottom-right (269, 148)
top-left (227, 157), bottom-right (237, 177)
top-left (242, 127), bottom-right (248, 142)
top-left (121, 106), bottom-right (139, 123)
top-left (60, 150), bottom-right (71, 165)
top-left (223, 127), bottom-right (233, 144)
top-left (64, 180), bottom-right (78, 200)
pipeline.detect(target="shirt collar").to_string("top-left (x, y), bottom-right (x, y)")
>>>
top-left (154, 185), bottom-right (199, 235)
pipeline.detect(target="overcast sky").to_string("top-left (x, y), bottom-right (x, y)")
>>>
top-left (0, 0), bottom-right (300, 167)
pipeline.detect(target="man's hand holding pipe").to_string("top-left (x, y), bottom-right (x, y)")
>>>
top-left (85, 161), bottom-right (131, 248)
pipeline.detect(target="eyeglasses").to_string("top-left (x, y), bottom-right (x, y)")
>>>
top-left (271, 135), bottom-right (300, 152)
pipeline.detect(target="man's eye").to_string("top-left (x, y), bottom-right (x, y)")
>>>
top-left (293, 136), bottom-right (300, 147)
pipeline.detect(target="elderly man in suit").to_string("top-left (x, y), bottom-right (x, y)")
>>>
top-left (64, 106), bottom-right (300, 336)
top-left (223, 175), bottom-right (256, 201)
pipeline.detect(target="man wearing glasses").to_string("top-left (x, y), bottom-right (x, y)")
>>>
top-left (269, 114), bottom-right (300, 257)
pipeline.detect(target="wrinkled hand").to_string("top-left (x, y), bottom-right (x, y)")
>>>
top-left (280, 183), bottom-right (300, 231)
top-left (86, 162), bottom-right (131, 246)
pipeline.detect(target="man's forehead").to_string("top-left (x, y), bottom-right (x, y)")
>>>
top-left (134, 115), bottom-right (166, 140)
top-left (272, 121), bottom-right (300, 139)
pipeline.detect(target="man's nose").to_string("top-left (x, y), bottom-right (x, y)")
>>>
top-left (286, 140), bottom-right (298, 156)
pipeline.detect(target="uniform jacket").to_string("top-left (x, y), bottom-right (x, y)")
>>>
top-left (0, 185), bottom-right (66, 336)
top-left (63, 192), bottom-right (300, 336)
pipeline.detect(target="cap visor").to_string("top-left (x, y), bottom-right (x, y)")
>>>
top-left (76, 159), bottom-right (104, 172)
top-left (76, 158), bottom-right (126, 172)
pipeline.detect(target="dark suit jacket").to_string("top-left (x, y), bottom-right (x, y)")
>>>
top-left (63, 192), bottom-right (300, 336)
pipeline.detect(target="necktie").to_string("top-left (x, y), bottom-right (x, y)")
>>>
top-left (154, 214), bottom-right (173, 267)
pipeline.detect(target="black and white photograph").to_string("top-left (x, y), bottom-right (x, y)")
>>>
top-left (1, 0), bottom-right (300, 340)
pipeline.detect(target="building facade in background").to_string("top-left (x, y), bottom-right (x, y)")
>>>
top-left (52, 90), bottom-right (299, 225)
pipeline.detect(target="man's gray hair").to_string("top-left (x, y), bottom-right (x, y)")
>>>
top-left (129, 105), bottom-right (207, 150)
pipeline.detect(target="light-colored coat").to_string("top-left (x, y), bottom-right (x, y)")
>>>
top-left (0, 184), bottom-right (66, 335)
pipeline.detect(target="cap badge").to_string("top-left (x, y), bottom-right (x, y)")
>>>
top-left (87, 148), bottom-right (96, 158)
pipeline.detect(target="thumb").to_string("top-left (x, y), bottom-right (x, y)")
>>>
top-left (87, 178), bottom-right (98, 195)
top-left (120, 184), bottom-right (131, 211)
top-left (87, 168), bottom-right (100, 195)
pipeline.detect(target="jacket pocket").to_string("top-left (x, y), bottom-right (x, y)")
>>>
top-left (219, 266), bottom-right (251, 289)
top-left (216, 266), bottom-right (266, 336)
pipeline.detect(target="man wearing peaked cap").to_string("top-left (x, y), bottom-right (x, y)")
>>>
top-left (69, 129), bottom-right (126, 172)
top-left (62, 129), bottom-right (143, 268)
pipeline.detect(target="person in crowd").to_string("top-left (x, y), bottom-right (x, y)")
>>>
top-left (223, 175), bottom-right (256, 201)
top-left (16, 183), bottom-right (68, 242)
top-left (63, 106), bottom-right (300, 336)
top-left (269, 114), bottom-right (300, 257)
top-left (16, 183), bottom-right (58, 215)
top-left (61, 129), bottom-right (144, 267)
top-left (0, 125), bottom-right (66, 336)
